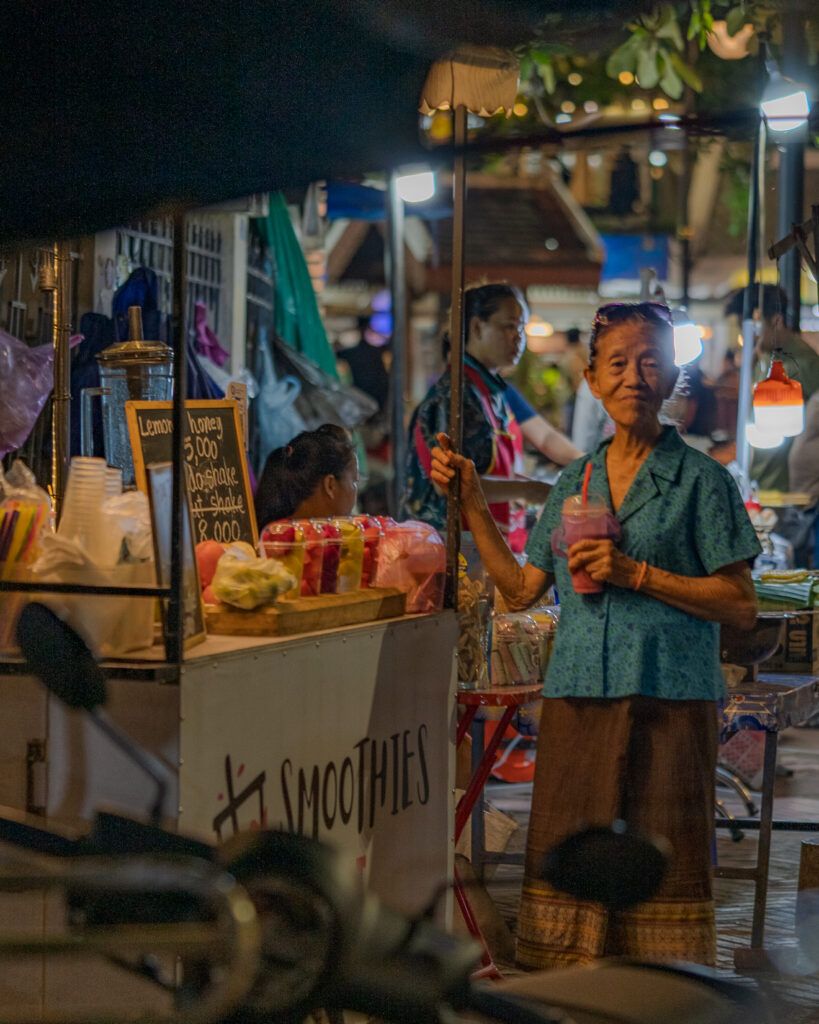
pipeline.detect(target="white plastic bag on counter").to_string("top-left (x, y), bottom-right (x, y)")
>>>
top-left (31, 533), bottom-right (155, 657)
top-left (103, 490), bottom-right (154, 562)
top-left (211, 545), bottom-right (296, 610)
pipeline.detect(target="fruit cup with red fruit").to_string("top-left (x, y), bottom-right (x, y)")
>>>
top-left (352, 515), bottom-right (383, 588)
top-left (293, 519), bottom-right (327, 597)
top-left (313, 519), bottom-right (343, 593)
top-left (259, 520), bottom-right (305, 597)
top-left (330, 517), bottom-right (365, 593)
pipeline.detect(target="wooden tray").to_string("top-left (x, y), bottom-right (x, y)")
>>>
top-left (204, 587), bottom-right (407, 637)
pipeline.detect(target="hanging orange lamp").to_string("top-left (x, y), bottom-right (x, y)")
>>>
top-left (752, 354), bottom-right (804, 437)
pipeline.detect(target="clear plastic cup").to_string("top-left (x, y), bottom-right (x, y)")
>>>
top-left (259, 520), bottom-right (305, 596)
top-left (105, 467), bottom-right (123, 498)
top-left (330, 517), bottom-right (365, 593)
top-left (561, 494), bottom-right (616, 595)
top-left (353, 515), bottom-right (383, 588)
top-left (59, 457), bottom-right (107, 544)
top-left (292, 519), bottom-right (328, 597)
top-left (314, 520), bottom-right (342, 594)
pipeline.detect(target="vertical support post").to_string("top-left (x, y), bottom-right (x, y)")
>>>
top-left (387, 174), bottom-right (407, 518)
top-left (445, 105), bottom-right (468, 612)
top-left (677, 131), bottom-right (692, 309)
top-left (813, 205), bottom-right (819, 301)
top-left (51, 242), bottom-right (72, 526)
top-left (777, 7), bottom-right (806, 332)
top-left (737, 116), bottom-right (765, 485)
top-left (750, 730), bottom-right (778, 949)
top-left (167, 210), bottom-right (188, 666)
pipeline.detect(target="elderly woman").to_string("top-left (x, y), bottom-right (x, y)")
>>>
top-left (431, 302), bottom-right (760, 968)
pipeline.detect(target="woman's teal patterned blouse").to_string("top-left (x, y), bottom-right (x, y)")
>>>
top-left (526, 427), bottom-right (762, 702)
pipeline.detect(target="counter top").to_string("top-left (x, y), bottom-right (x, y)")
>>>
top-left (0, 612), bottom-right (452, 682)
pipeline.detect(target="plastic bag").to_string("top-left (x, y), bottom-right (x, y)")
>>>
top-left (212, 545), bottom-right (296, 610)
top-left (0, 460), bottom-right (54, 653)
top-left (255, 334), bottom-right (307, 472)
top-left (491, 613), bottom-right (541, 686)
top-left (272, 334), bottom-right (378, 431)
top-left (0, 459), bottom-right (52, 513)
top-left (0, 328), bottom-right (81, 458)
top-left (373, 520), bottom-right (446, 614)
top-left (103, 490), bottom-right (154, 562)
top-left (31, 534), bottom-right (154, 657)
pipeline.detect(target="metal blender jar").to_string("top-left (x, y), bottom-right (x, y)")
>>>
top-left (81, 306), bottom-right (174, 485)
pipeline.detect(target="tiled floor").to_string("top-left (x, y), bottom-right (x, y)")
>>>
top-left (483, 726), bottom-right (819, 1023)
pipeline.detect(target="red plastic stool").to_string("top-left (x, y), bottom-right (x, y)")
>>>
top-left (455, 684), bottom-right (543, 978)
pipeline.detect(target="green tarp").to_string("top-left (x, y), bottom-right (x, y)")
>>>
top-left (255, 193), bottom-right (338, 379)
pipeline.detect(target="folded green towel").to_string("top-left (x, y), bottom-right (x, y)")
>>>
top-left (753, 579), bottom-right (817, 611)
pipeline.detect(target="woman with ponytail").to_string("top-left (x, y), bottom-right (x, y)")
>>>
top-left (254, 424), bottom-right (359, 527)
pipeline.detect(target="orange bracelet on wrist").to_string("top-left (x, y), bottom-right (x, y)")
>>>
top-left (634, 560), bottom-right (649, 592)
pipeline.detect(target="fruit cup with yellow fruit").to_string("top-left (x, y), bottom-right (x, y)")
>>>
top-left (259, 520), bottom-right (305, 597)
top-left (329, 517), bottom-right (365, 593)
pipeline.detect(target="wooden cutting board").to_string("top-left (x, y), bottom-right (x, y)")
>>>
top-left (204, 587), bottom-right (407, 637)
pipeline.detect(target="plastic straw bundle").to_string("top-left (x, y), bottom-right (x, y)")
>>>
top-left (0, 500), bottom-right (48, 650)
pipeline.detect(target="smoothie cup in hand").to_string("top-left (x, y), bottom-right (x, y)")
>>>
top-left (561, 494), bottom-right (616, 594)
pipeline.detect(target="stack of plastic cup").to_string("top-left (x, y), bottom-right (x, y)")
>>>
top-left (105, 467), bottom-right (123, 498)
top-left (58, 457), bottom-right (116, 564)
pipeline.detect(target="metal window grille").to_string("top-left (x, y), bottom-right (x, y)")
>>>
top-left (115, 216), bottom-right (223, 334)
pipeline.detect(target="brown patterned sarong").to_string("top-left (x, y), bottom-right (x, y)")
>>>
top-left (516, 696), bottom-right (717, 969)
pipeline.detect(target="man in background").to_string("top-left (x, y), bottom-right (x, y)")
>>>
top-left (558, 327), bottom-right (588, 435)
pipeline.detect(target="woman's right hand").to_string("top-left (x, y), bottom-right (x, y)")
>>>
top-left (430, 432), bottom-right (480, 502)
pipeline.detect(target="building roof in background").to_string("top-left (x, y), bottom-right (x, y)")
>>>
top-left (425, 173), bottom-right (603, 290)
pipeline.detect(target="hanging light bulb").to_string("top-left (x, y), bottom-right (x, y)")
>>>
top-left (752, 353), bottom-right (804, 436)
top-left (760, 66), bottom-right (810, 134)
top-left (671, 309), bottom-right (703, 367)
top-left (395, 167), bottom-right (436, 204)
top-left (746, 422), bottom-right (785, 450)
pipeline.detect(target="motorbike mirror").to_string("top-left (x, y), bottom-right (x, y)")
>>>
top-left (543, 823), bottom-right (669, 911)
top-left (16, 602), bottom-right (106, 711)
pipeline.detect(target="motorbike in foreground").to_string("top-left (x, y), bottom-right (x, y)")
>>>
top-left (0, 602), bottom-right (767, 1024)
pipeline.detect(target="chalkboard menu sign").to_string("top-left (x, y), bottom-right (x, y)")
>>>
top-left (126, 400), bottom-right (258, 547)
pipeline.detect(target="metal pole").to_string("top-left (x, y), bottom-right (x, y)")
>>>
top-left (50, 242), bottom-right (72, 525)
top-left (736, 77), bottom-right (766, 484)
top-left (387, 174), bottom-right (407, 518)
top-left (445, 105), bottom-right (468, 612)
top-left (167, 211), bottom-right (188, 665)
top-left (677, 134), bottom-right (692, 309)
top-left (777, 7), bottom-right (806, 331)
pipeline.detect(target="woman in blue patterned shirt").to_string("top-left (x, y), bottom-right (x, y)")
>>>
top-left (431, 302), bottom-right (760, 969)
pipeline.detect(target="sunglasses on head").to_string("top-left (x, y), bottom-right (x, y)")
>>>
top-left (593, 301), bottom-right (673, 326)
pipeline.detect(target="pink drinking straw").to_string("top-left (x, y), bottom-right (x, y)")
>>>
top-left (581, 462), bottom-right (593, 505)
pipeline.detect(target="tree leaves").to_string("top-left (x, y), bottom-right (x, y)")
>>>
top-left (688, 0), bottom-right (714, 47)
top-left (659, 52), bottom-right (684, 98)
top-left (637, 43), bottom-right (661, 88)
top-left (601, 4), bottom-right (701, 97)
top-left (725, 6), bottom-right (747, 36)
top-left (669, 50), bottom-right (703, 91)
